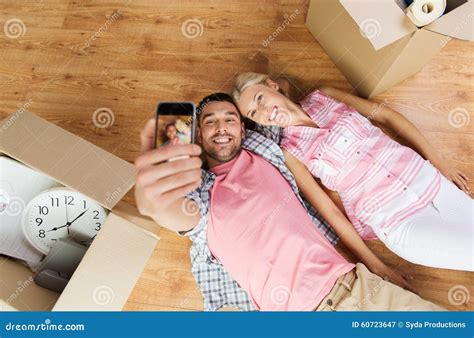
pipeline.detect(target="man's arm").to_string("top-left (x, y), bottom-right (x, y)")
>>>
top-left (134, 118), bottom-right (202, 232)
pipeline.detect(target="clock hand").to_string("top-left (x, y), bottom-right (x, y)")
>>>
top-left (68, 209), bottom-right (89, 225)
top-left (65, 203), bottom-right (70, 235)
top-left (47, 209), bottom-right (90, 233)
top-left (47, 223), bottom-right (69, 232)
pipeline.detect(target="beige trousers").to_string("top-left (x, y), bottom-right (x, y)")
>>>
top-left (314, 263), bottom-right (445, 311)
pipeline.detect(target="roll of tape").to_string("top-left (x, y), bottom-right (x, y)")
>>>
top-left (406, 0), bottom-right (446, 27)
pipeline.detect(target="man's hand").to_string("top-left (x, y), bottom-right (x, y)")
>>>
top-left (134, 118), bottom-right (202, 232)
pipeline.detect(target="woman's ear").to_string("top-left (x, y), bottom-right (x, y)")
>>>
top-left (265, 78), bottom-right (280, 91)
top-left (274, 78), bottom-right (291, 98)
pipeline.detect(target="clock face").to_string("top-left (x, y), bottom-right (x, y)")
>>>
top-left (22, 188), bottom-right (108, 255)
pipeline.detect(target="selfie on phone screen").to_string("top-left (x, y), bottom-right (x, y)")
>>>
top-left (154, 102), bottom-right (195, 149)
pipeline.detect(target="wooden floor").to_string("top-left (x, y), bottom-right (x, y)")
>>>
top-left (0, 1), bottom-right (472, 311)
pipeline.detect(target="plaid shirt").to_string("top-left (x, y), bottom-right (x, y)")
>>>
top-left (180, 126), bottom-right (338, 311)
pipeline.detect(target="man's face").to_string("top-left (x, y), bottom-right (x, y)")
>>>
top-left (198, 101), bottom-right (244, 166)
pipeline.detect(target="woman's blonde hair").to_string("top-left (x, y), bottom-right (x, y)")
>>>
top-left (232, 72), bottom-right (271, 102)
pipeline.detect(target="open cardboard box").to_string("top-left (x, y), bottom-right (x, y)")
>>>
top-left (0, 110), bottom-right (160, 311)
top-left (306, 0), bottom-right (474, 98)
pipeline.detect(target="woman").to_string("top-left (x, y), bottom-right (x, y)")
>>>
top-left (163, 123), bottom-right (183, 146)
top-left (233, 72), bottom-right (473, 272)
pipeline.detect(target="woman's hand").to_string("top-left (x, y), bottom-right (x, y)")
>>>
top-left (436, 160), bottom-right (471, 195)
top-left (370, 262), bottom-right (417, 294)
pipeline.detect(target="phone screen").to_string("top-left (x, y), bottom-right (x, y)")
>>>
top-left (154, 102), bottom-right (195, 149)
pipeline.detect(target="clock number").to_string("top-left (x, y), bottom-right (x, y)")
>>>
top-left (37, 206), bottom-right (49, 215)
top-left (83, 200), bottom-right (87, 209)
top-left (36, 217), bottom-right (43, 226)
top-left (38, 229), bottom-right (46, 238)
top-left (94, 222), bottom-right (101, 231)
top-left (50, 197), bottom-right (59, 207)
top-left (64, 195), bottom-right (74, 205)
top-left (92, 210), bottom-right (100, 219)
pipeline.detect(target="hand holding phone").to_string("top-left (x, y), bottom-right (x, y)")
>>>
top-left (135, 118), bottom-right (202, 232)
top-left (154, 102), bottom-right (195, 161)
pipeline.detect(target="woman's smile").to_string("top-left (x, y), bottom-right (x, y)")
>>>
top-left (269, 105), bottom-right (278, 122)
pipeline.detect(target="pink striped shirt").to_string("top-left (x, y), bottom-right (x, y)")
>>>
top-left (281, 90), bottom-right (441, 239)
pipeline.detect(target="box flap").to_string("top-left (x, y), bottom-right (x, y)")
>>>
top-left (306, 0), bottom-right (414, 98)
top-left (339, 0), bottom-right (417, 50)
top-left (0, 110), bottom-right (136, 210)
top-left (0, 256), bottom-right (59, 311)
top-left (52, 212), bottom-right (159, 311)
top-left (112, 200), bottom-right (161, 237)
top-left (425, 0), bottom-right (474, 41)
top-left (369, 29), bottom-right (447, 97)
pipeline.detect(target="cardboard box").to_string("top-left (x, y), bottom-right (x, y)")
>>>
top-left (0, 110), bottom-right (160, 311)
top-left (306, 0), bottom-right (474, 98)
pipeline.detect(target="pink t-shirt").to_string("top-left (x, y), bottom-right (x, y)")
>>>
top-left (207, 149), bottom-right (355, 311)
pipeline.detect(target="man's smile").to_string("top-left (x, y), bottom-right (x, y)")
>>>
top-left (212, 135), bottom-right (233, 146)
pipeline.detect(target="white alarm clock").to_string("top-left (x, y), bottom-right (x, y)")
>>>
top-left (22, 187), bottom-right (108, 255)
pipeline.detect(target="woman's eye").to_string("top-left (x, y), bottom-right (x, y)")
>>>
top-left (257, 94), bottom-right (263, 103)
top-left (250, 111), bottom-right (256, 118)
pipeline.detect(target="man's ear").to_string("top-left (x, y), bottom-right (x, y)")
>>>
top-left (195, 126), bottom-right (202, 144)
top-left (241, 121), bottom-right (245, 139)
top-left (265, 78), bottom-right (280, 91)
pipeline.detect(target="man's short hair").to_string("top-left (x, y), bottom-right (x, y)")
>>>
top-left (196, 92), bottom-right (236, 125)
top-left (196, 92), bottom-right (255, 129)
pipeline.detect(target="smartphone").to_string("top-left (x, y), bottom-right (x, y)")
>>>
top-left (154, 102), bottom-right (196, 151)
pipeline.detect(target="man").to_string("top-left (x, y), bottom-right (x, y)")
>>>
top-left (134, 93), bottom-right (443, 311)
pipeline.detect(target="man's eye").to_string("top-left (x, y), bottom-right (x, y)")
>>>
top-left (205, 120), bottom-right (214, 125)
top-left (226, 118), bottom-right (235, 123)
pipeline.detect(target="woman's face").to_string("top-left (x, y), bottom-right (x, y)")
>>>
top-left (165, 125), bottom-right (177, 140)
top-left (236, 80), bottom-right (293, 127)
